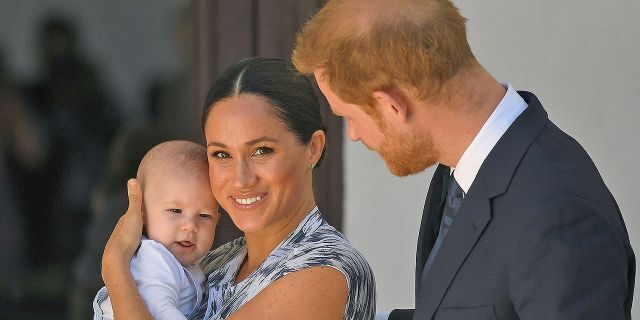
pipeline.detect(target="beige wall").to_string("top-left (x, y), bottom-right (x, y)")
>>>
top-left (343, 0), bottom-right (640, 316)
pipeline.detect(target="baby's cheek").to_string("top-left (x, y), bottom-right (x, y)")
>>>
top-left (203, 226), bottom-right (216, 245)
top-left (145, 223), bottom-right (173, 246)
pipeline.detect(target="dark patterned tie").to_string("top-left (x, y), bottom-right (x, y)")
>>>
top-left (421, 174), bottom-right (464, 278)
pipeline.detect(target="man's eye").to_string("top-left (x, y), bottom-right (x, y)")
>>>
top-left (168, 208), bottom-right (182, 214)
top-left (211, 151), bottom-right (230, 159)
top-left (253, 146), bottom-right (273, 156)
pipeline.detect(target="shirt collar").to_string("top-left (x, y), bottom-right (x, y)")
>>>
top-left (452, 83), bottom-right (528, 193)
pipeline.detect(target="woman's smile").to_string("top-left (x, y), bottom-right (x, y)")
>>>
top-left (231, 193), bottom-right (267, 209)
top-left (205, 94), bottom-right (318, 235)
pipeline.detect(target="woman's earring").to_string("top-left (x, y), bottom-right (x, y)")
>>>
top-left (308, 163), bottom-right (315, 169)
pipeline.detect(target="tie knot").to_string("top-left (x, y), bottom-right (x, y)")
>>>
top-left (446, 176), bottom-right (464, 208)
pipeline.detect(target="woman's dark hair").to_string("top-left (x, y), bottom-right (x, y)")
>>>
top-left (202, 57), bottom-right (327, 166)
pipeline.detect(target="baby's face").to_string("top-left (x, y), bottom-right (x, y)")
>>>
top-left (143, 172), bottom-right (219, 266)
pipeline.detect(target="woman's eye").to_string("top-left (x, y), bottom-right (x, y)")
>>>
top-left (253, 146), bottom-right (273, 156)
top-left (211, 151), bottom-right (230, 159)
top-left (168, 208), bottom-right (182, 214)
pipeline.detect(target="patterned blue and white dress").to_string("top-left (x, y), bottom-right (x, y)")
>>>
top-left (188, 207), bottom-right (376, 320)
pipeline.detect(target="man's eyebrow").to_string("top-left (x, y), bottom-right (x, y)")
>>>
top-left (206, 136), bottom-right (278, 148)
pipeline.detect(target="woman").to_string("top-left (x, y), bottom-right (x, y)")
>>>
top-left (101, 58), bottom-right (376, 319)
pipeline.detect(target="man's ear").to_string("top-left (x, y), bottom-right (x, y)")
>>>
top-left (372, 88), bottom-right (410, 123)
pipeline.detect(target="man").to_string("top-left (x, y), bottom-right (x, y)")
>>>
top-left (293, 0), bottom-right (635, 319)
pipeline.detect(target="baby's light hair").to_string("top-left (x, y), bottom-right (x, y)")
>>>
top-left (136, 140), bottom-right (208, 191)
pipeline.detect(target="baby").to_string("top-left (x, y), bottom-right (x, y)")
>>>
top-left (94, 140), bottom-right (219, 319)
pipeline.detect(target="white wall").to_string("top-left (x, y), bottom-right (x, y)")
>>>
top-left (343, 0), bottom-right (640, 316)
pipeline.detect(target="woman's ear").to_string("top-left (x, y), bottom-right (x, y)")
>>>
top-left (372, 88), bottom-right (410, 123)
top-left (308, 129), bottom-right (326, 166)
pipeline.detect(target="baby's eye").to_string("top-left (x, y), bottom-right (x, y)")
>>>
top-left (199, 213), bottom-right (212, 218)
top-left (253, 146), bottom-right (273, 156)
top-left (211, 151), bottom-right (230, 159)
top-left (168, 208), bottom-right (182, 214)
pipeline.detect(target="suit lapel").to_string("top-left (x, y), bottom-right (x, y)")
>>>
top-left (415, 165), bottom-right (449, 291)
top-left (413, 91), bottom-right (550, 319)
top-left (414, 184), bottom-right (492, 319)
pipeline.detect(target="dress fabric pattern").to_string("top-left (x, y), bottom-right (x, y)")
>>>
top-left (188, 207), bottom-right (376, 320)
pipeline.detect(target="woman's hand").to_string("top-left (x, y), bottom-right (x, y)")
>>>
top-left (102, 179), bottom-right (144, 280)
top-left (101, 179), bottom-right (153, 319)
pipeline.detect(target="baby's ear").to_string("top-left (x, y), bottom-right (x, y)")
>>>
top-left (141, 204), bottom-right (148, 237)
top-left (140, 202), bottom-right (146, 219)
top-left (140, 202), bottom-right (150, 234)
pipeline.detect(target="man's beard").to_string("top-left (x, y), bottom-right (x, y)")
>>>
top-left (377, 125), bottom-right (438, 177)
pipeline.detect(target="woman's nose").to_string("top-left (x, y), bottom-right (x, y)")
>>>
top-left (233, 158), bottom-right (257, 188)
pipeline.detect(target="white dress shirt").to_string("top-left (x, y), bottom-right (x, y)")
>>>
top-left (453, 83), bottom-right (528, 193)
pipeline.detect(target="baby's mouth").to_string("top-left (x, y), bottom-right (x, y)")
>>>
top-left (177, 241), bottom-right (194, 248)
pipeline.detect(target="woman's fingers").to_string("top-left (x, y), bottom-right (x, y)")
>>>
top-left (120, 179), bottom-right (144, 242)
top-left (118, 179), bottom-right (144, 247)
top-left (102, 179), bottom-right (144, 277)
top-left (127, 178), bottom-right (143, 215)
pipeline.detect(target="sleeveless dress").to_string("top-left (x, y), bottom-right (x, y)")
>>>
top-left (188, 207), bottom-right (376, 319)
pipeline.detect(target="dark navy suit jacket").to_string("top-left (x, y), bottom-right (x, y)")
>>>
top-left (390, 91), bottom-right (634, 320)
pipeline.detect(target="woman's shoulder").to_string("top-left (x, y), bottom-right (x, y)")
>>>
top-left (285, 222), bottom-right (374, 279)
top-left (300, 222), bottom-right (364, 255)
top-left (279, 218), bottom-right (376, 320)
